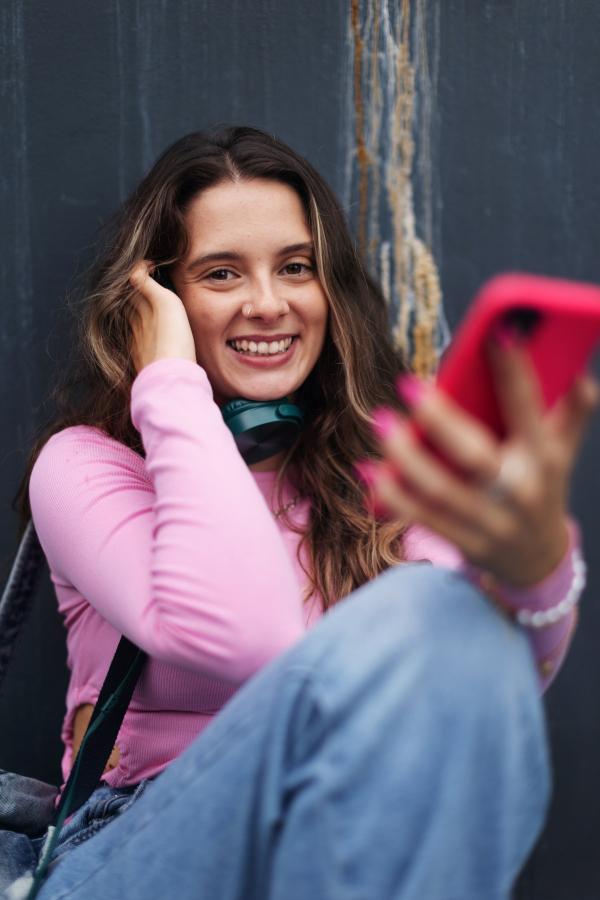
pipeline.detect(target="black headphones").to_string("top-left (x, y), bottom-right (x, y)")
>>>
top-left (221, 398), bottom-right (304, 465)
top-left (152, 267), bottom-right (304, 464)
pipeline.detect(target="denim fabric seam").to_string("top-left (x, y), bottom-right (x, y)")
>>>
top-left (68, 821), bottom-right (116, 849)
top-left (52, 781), bottom-right (154, 861)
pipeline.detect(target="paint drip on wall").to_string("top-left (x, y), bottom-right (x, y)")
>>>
top-left (345, 0), bottom-right (448, 376)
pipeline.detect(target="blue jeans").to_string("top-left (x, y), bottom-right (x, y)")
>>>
top-left (0, 782), bottom-right (152, 895)
top-left (30, 565), bottom-right (548, 900)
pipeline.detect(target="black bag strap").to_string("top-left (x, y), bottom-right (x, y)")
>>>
top-left (0, 521), bottom-right (148, 818)
top-left (52, 636), bottom-right (147, 823)
top-left (0, 523), bottom-right (148, 899)
top-left (29, 640), bottom-right (147, 900)
top-left (0, 520), bottom-right (46, 701)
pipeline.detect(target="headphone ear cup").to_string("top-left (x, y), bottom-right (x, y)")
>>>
top-left (221, 399), bottom-right (304, 465)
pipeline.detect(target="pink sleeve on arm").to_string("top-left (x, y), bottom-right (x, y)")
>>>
top-left (402, 521), bottom-right (584, 691)
top-left (30, 358), bottom-right (304, 683)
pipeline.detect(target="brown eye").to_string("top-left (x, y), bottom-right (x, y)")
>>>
top-left (211, 269), bottom-right (230, 281)
top-left (283, 263), bottom-right (309, 276)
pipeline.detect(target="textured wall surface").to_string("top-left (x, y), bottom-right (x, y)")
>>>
top-left (1, 1), bottom-right (600, 896)
top-left (435, 7), bottom-right (600, 897)
top-left (0, 0), bottom-right (348, 786)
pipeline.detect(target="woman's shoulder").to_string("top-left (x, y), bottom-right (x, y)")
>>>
top-left (32, 425), bottom-right (148, 492)
top-left (39, 425), bottom-right (143, 462)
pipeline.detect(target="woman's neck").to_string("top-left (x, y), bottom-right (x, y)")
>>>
top-left (248, 450), bottom-right (287, 473)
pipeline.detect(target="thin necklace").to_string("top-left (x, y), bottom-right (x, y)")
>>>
top-left (273, 495), bottom-right (300, 519)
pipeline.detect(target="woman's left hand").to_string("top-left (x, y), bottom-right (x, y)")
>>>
top-left (366, 342), bottom-right (599, 587)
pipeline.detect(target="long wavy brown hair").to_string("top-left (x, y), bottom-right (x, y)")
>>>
top-left (18, 126), bottom-right (409, 609)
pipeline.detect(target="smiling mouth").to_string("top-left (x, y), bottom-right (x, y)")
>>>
top-left (227, 336), bottom-right (296, 357)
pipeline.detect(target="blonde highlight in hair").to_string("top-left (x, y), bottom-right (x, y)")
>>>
top-left (19, 127), bottom-right (409, 606)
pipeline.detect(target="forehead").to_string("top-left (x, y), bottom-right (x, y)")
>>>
top-left (184, 179), bottom-right (311, 253)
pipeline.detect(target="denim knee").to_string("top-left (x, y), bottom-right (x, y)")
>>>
top-left (299, 563), bottom-right (544, 740)
top-left (268, 564), bottom-right (550, 900)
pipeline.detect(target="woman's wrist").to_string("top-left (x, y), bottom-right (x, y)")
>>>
top-left (131, 356), bottom-right (204, 387)
top-left (130, 358), bottom-right (217, 446)
top-left (463, 518), bottom-right (585, 628)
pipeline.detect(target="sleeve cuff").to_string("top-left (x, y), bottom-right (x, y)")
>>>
top-left (461, 519), bottom-right (585, 626)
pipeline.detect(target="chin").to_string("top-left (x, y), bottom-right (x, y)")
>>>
top-left (229, 377), bottom-right (300, 402)
top-left (238, 386), bottom-right (295, 402)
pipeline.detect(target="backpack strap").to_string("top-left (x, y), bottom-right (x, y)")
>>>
top-left (1, 522), bottom-right (149, 899)
top-left (30, 639), bottom-right (147, 900)
top-left (52, 635), bottom-right (147, 823)
top-left (0, 521), bottom-right (46, 701)
top-left (0, 520), bottom-right (148, 818)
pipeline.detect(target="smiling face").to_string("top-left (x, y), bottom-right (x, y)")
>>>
top-left (171, 178), bottom-right (329, 407)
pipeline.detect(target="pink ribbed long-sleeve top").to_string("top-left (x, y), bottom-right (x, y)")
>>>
top-left (29, 359), bottom-right (579, 787)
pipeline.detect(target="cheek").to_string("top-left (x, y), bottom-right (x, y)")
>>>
top-left (182, 298), bottom-right (226, 354)
top-left (307, 291), bottom-right (329, 343)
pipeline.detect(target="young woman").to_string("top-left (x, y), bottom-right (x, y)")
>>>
top-left (14, 126), bottom-right (597, 899)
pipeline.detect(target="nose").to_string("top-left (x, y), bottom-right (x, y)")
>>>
top-left (245, 272), bottom-right (290, 323)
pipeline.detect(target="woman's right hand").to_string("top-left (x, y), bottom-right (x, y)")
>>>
top-left (366, 344), bottom-right (598, 588)
top-left (128, 261), bottom-right (197, 373)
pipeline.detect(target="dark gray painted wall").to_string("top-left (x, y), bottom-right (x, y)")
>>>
top-left (0, 0), bottom-right (347, 782)
top-left (1, 2), bottom-right (600, 897)
top-left (436, 5), bottom-right (600, 898)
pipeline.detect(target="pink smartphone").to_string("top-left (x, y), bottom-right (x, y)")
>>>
top-left (435, 272), bottom-right (600, 440)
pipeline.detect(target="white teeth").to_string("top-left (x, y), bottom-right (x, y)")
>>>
top-left (229, 336), bottom-right (295, 356)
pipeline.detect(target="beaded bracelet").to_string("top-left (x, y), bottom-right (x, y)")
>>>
top-left (515, 547), bottom-right (587, 629)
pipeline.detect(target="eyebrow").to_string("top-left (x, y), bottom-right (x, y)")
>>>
top-left (186, 242), bottom-right (315, 271)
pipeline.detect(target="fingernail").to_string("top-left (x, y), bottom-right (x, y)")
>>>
top-left (370, 407), bottom-right (401, 441)
top-left (353, 458), bottom-right (379, 488)
top-left (396, 374), bottom-right (427, 407)
top-left (353, 459), bottom-right (388, 517)
top-left (491, 320), bottom-right (517, 352)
